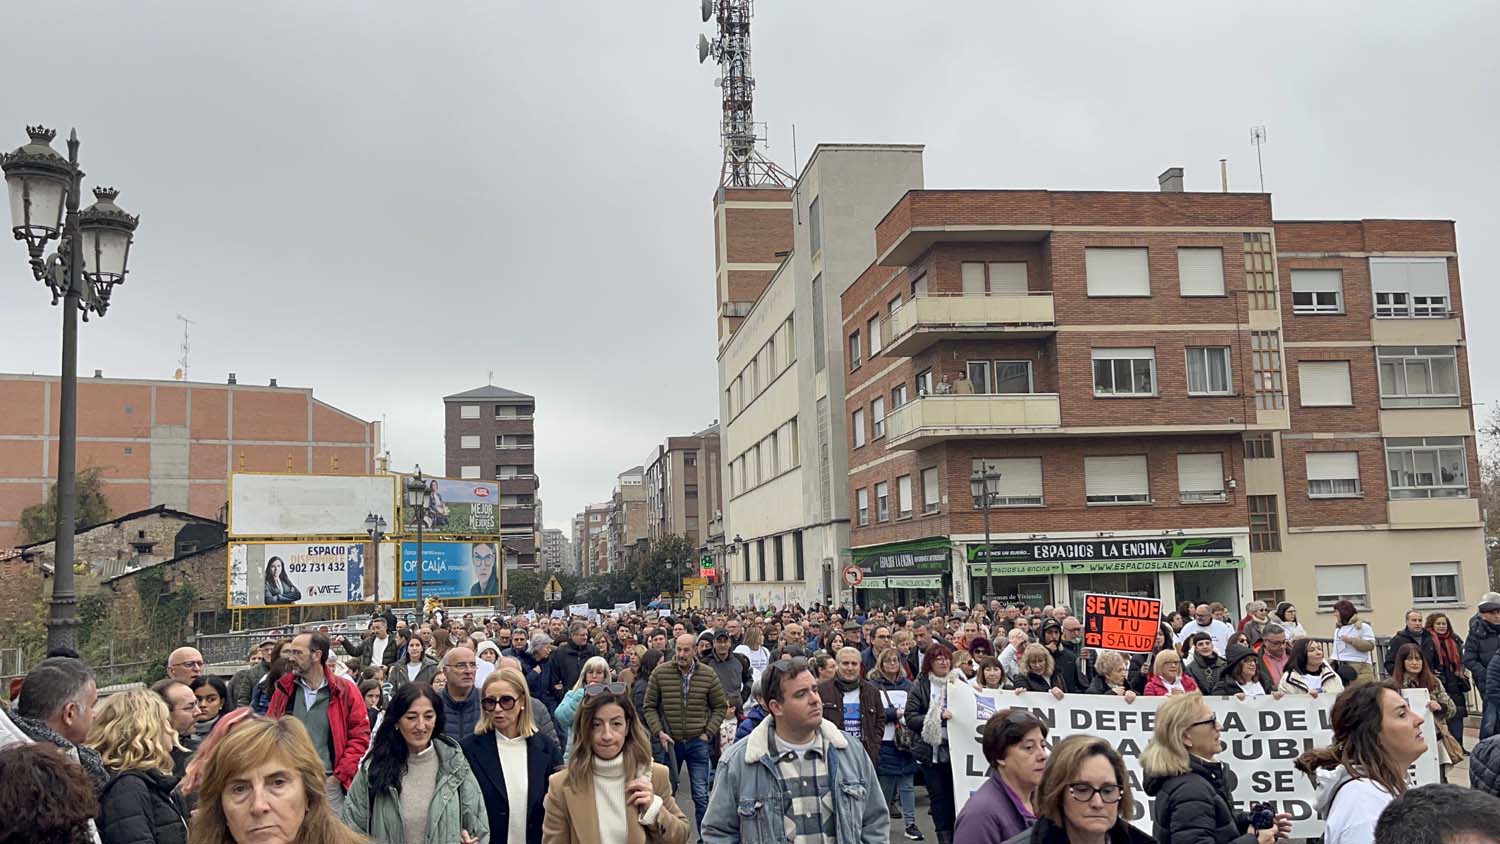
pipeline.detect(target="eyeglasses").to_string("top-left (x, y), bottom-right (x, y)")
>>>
top-left (481, 695), bottom-right (519, 711)
top-left (1189, 715), bottom-right (1220, 730)
top-left (171, 660), bottom-right (205, 670)
top-left (1067, 783), bottom-right (1124, 804)
top-left (585, 683), bottom-right (627, 697)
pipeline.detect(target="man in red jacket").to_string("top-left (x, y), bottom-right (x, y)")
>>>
top-left (269, 631), bottom-right (370, 814)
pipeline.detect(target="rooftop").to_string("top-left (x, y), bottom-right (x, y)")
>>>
top-left (443, 384), bottom-right (535, 403)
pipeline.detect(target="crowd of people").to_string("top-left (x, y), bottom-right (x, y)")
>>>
top-left (4, 591), bottom-right (1500, 844)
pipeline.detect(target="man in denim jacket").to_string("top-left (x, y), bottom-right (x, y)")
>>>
top-left (701, 659), bottom-right (890, 844)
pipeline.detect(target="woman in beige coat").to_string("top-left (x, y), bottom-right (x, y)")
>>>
top-left (542, 683), bottom-right (689, 844)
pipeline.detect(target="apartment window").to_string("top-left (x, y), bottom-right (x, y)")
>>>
top-left (994, 361), bottom-right (1033, 394)
top-left (1251, 331), bottom-right (1286, 410)
top-left (872, 397), bottom-right (886, 439)
top-left (498, 465), bottom-right (518, 478)
top-left (1378, 346), bottom-right (1460, 407)
top-left (868, 315), bottom-right (883, 356)
top-left (1085, 247), bottom-right (1151, 297)
top-left (495, 405), bottom-right (518, 419)
top-left (912, 274), bottom-right (928, 297)
top-left (1092, 348), bottom-right (1157, 397)
top-left (1249, 495), bottom-right (1281, 551)
top-left (1244, 433), bottom-right (1275, 460)
top-left (765, 337), bottom-right (777, 375)
top-left (974, 457), bottom-right (1044, 506)
top-left (1306, 452), bottom-right (1362, 498)
top-left (1371, 258), bottom-right (1449, 318)
top-left (460, 465), bottom-right (481, 480)
top-left (1411, 562), bottom-right (1462, 607)
top-left (967, 361), bottom-right (990, 393)
top-left (748, 445), bottom-right (760, 487)
top-left (892, 384), bottom-right (909, 408)
top-left (856, 488), bottom-right (870, 526)
top-left (852, 409), bottom-right (866, 448)
top-left (757, 539), bottom-right (767, 581)
top-left (1244, 232), bottom-right (1279, 310)
top-left (849, 331), bottom-right (862, 370)
top-left (784, 316), bottom-right (796, 364)
top-left (1185, 347), bottom-right (1233, 396)
top-left (962, 261), bottom-right (1028, 295)
top-left (897, 475), bottom-right (913, 518)
top-left (1386, 437), bottom-right (1469, 499)
top-left (685, 483), bottom-right (698, 500)
top-left (785, 418), bottom-right (799, 467)
top-left (460, 405), bottom-right (479, 419)
top-left (1085, 455), bottom-right (1149, 504)
top-left (684, 452), bottom-right (697, 466)
top-left (1177, 453), bottom-right (1227, 503)
top-left (889, 294), bottom-right (903, 313)
top-left (774, 535), bottom-right (785, 581)
top-left (794, 531), bottom-right (805, 581)
top-left (1297, 361), bottom-right (1353, 407)
top-left (767, 431), bottom-right (779, 475)
top-left (460, 435), bottom-right (480, 450)
top-left (809, 196), bottom-right (822, 257)
top-left (875, 482), bottom-right (890, 522)
top-left (922, 467), bottom-right (940, 513)
top-left (812, 275), bottom-right (827, 372)
top-left (746, 357), bottom-right (758, 395)
top-left (1178, 248), bottom-right (1226, 296)
top-left (1315, 564), bottom-right (1370, 612)
top-left (961, 262), bottom-right (985, 295)
top-left (916, 369), bottom-right (933, 396)
top-left (1291, 269), bottom-right (1344, 314)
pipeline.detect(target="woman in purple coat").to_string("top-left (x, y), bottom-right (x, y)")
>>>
top-left (955, 708), bottom-right (1051, 844)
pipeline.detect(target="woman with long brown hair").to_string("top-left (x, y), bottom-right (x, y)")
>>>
top-left (1423, 612), bottom-right (1470, 750)
top-left (541, 685), bottom-right (689, 844)
top-left (905, 644), bottom-right (961, 844)
top-left (1390, 643), bottom-right (1458, 772)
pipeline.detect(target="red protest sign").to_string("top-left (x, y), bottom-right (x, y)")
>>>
top-left (1082, 593), bottom-right (1163, 654)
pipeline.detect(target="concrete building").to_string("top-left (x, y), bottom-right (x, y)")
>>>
top-left (0, 372), bottom-right (379, 548)
top-left (839, 160), bottom-right (1486, 631)
top-left (582, 502), bottom-right (611, 577)
top-left (443, 385), bottom-right (539, 569)
top-left (717, 144), bottom-right (925, 608)
top-left (540, 527), bottom-right (569, 571)
top-left (608, 467), bottom-right (649, 573)
top-left (570, 512), bottom-right (585, 575)
top-left (644, 425), bottom-right (723, 548)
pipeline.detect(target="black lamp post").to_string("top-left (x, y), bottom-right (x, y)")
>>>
top-left (364, 512), bottom-right (387, 604)
top-left (970, 466), bottom-right (1003, 606)
top-left (404, 468), bottom-right (431, 615)
top-left (3, 126), bottom-right (139, 651)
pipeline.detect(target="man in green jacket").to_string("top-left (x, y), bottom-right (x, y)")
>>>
top-left (644, 632), bottom-right (728, 833)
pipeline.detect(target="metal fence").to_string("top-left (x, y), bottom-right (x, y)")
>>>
top-left (1308, 636), bottom-right (1483, 717)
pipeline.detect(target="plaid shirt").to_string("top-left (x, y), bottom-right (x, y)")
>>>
top-left (769, 732), bottom-right (836, 844)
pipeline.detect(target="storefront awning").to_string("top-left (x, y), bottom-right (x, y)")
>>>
top-left (965, 558), bottom-right (1244, 577)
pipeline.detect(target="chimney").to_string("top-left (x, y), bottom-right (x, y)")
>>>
top-left (227, 372), bottom-right (237, 384)
top-left (93, 369), bottom-right (103, 378)
top-left (1158, 167), bottom-right (1184, 192)
top-left (269, 378), bottom-right (278, 388)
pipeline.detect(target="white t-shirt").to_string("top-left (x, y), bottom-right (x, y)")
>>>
top-left (370, 636), bottom-right (390, 668)
top-left (1333, 624), bottom-right (1375, 663)
top-left (1323, 777), bottom-right (1394, 844)
top-left (406, 662), bottom-right (424, 682)
top-left (735, 644), bottom-right (771, 686)
top-left (1175, 619), bottom-right (1234, 656)
top-left (1300, 672), bottom-right (1325, 692)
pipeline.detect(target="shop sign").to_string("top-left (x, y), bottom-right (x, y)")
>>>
top-left (886, 575), bottom-right (944, 589)
top-left (853, 538), bottom-right (952, 575)
top-left (1064, 557), bottom-right (1242, 575)
top-left (967, 561), bottom-right (1062, 577)
top-left (855, 577), bottom-right (888, 590)
top-left (970, 536), bottom-right (1234, 564)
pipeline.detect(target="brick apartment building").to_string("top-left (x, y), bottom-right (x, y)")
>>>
top-left (582, 501), bottom-right (611, 577)
top-left (608, 467), bottom-right (649, 573)
top-left (840, 166), bottom-right (1486, 631)
top-left (540, 527), bottom-right (569, 571)
top-left (443, 385), bottom-right (539, 569)
top-left (0, 373), bottom-right (379, 548)
top-left (644, 425), bottom-right (723, 547)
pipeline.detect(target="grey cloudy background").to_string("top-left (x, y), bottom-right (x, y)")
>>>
top-left (3, 2), bottom-right (1496, 533)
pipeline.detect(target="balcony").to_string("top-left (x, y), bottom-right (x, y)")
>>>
top-left (885, 394), bottom-right (1061, 450)
top-left (881, 294), bottom-right (1056, 358)
top-left (1387, 497), bottom-right (1481, 529)
top-left (1369, 316), bottom-right (1463, 346)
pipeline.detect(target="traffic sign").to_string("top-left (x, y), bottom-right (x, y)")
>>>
top-left (543, 574), bottom-right (563, 602)
top-left (841, 565), bottom-right (864, 587)
top-left (683, 577), bottom-right (708, 589)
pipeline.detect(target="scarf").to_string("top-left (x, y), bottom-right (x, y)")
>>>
top-left (921, 674), bottom-right (951, 748)
top-left (1431, 628), bottom-right (1462, 672)
top-left (833, 676), bottom-right (861, 694)
top-left (12, 714), bottom-right (109, 792)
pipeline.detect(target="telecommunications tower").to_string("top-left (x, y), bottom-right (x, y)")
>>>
top-left (697, 0), bottom-right (793, 187)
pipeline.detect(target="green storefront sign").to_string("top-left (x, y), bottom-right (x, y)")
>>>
top-left (967, 561), bottom-right (1064, 577)
top-left (852, 537), bottom-right (951, 575)
top-left (965, 557), bottom-right (1243, 577)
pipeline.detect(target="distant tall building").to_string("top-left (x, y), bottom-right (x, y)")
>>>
top-left (540, 528), bottom-right (568, 571)
top-left (583, 502), bottom-right (611, 577)
top-left (609, 467), bottom-right (650, 573)
top-left (570, 512), bottom-right (586, 575)
top-left (444, 385), bottom-right (539, 569)
top-left (644, 425), bottom-right (723, 547)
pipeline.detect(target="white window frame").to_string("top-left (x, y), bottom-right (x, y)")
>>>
top-left (1177, 453), bottom-right (1227, 503)
top-left (1177, 247), bottom-right (1226, 297)
top-left (460, 405), bottom-right (479, 419)
top-left (916, 369), bottom-right (933, 396)
top-left (889, 294), bottom-right (903, 314)
top-left (1084, 455), bottom-right (1150, 505)
top-left (1306, 452), bottom-right (1363, 499)
top-left (460, 435), bottom-right (480, 450)
top-left (1411, 562), bottom-right (1462, 607)
top-left (966, 360), bottom-right (991, 394)
top-left (993, 360), bottom-right (1034, 394)
top-left (852, 409), bottom-right (866, 448)
top-left (1371, 258), bottom-right (1449, 318)
top-left (1377, 346), bottom-right (1460, 408)
top-left (875, 481), bottom-right (890, 522)
top-left (897, 475), bottom-right (913, 518)
top-left (922, 467), bottom-right (940, 514)
top-left (974, 458), bottom-right (1045, 507)
top-left (892, 384), bottom-right (909, 408)
top-left (1092, 348), bottom-right (1157, 397)
top-left (1185, 346), bottom-right (1233, 396)
top-left (1297, 361), bottom-right (1353, 407)
top-left (460, 465), bottom-right (481, 480)
top-left (1085, 247), bottom-right (1152, 297)
top-left (850, 331), bottom-right (862, 370)
top-left (856, 488), bottom-right (870, 526)
top-left (1291, 269), bottom-right (1344, 314)
top-left (1386, 437), bottom-right (1469, 499)
top-left (872, 397), bottom-right (886, 439)
top-left (1315, 564), bottom-right (1370, 612)
top-left (868, 315), bottom-right (883, 356)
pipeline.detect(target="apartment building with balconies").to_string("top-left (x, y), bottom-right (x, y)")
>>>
top-left (840, 163), bottom-right (1487, 630)
top-left (444, 385), bottom-right (540, 568)
top-left (644, 426), bottom-right (723, 547)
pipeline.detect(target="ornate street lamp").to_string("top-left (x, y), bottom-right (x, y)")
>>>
top-left (3, 126), bottom-right (139, 650)
top-left (365, 513), bottom-right (387, 603)
top-left (404, 468), bottom-right (431, 615)
top-left (970, 466), bottom-right (1003, 606)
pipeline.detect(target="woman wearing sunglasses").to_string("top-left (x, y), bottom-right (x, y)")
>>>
top-left (1000, 735), bottom-right (1151, 844)
top-left (1141, 693), bottom-right (1292, 844)
top-left (462, 667), bottom-right (563, 844)
top-left (542, 684), bottom-right (690, 844)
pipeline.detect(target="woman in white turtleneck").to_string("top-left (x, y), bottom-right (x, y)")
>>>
top-left (541, 684), bottom-right (689, 844)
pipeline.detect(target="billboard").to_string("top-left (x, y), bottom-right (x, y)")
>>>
top-left (230, 474), bottom-right (398, 538)
top-left (228, 541), bottom-right (398, 608)
top-left (400, 541), bottom-right (501, 600)
top-left (401, 477), bottom-right (500, 536)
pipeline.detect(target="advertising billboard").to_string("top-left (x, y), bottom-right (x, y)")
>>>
top-left (230, 474), bottom-right (398, 538)
top-left (401, 477), bottom-right (500, 536)
top-left (400, 541), bottom-right (501, 600)
top-left (228, 541), bottom-right (398, 608)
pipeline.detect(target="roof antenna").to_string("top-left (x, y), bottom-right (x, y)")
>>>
top-left (488, 370), bottom-right (494, 386)
top-left (1250, 126), bottom-right (1267, 192)
top-left (175, 314), bottom-right (195, 380)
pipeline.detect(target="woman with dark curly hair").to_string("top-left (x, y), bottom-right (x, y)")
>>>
top-left (0, 742), bottom-right (99, 844)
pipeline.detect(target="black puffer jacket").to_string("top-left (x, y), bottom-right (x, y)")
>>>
top-left (1384, 627), bottom-right (1432, 676)
top-left (1185, 654), bottom-right (1225, 695)
top-left (1213, 643), bottom-right (1274, 696)
top-left (97, 769), bottom-right (188, 844)
top-left (1143, 755), bottom-right (1255, 844)
top-left (1464, 616), bottom-right (1500, 678)
top-left (1471, 733), bottom-right (1500, 797)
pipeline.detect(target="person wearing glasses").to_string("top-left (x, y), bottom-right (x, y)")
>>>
top-left (462, 667), bottom-right (563, 844)
top-left (166, 647), bottom-right (206, 684)
top-left (151, 679), bottom-right (202, 776)
top-left (1000, 735), bottom-right (1152, 844)
top-left (439, 646), bottom-right (483, 742)
top-left (342, 684), bottom-right (489, 844)
top-left (541, 684), bottom-right (690, 844)
top-left (1142, 693), bottom-right (1293, 844)
top-left (700, 657), bottom-right (890, 844)
top-left (904, 644), bottom-right (962, 844)
top-left (955, 709), bottom-right (1049, 844)
top-left (553, 656), bottom-right (614, 762)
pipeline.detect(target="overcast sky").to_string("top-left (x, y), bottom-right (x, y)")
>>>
top-left (3, 2), bottom-right (1496, 533)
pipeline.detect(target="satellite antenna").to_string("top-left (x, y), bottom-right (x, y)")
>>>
top-left (697, 0), bottom-right (793, 187)
top-left (1250, 126), bottom-right (1267, 192)
top-left (176, 314), bottom-right (195, 380)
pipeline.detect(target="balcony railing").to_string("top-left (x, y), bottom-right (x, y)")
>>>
top-left (882, 293), bottom-right (1056, 357)
top-left (496, 442), bottom-right (535, 450)
top-left (885, 394), bottom-right (1061, 449)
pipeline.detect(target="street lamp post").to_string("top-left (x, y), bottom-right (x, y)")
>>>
top-left (364, 512), bottom-right (387, 604)
top-left (970, 466), bottom-right (1003, 606)
top-left (3, 127), bottom-right (139, 651)
top-left (405, 468), bottom-right (431, 617)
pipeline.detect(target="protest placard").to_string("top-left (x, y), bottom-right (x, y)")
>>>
top-left (1083, 593), bottom-right (1163, 653)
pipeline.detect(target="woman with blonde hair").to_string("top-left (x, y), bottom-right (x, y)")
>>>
top-left (1015, 644), bottom-right (1066, 699)
top-left (187, 716), bottom-right (364, 844)
top-left (88, 689), bottom-right (189, 844)
top-left (732, 625), bottom-right (771, 687)
top-left (554, 656), bottom-right (614, 760)
top-left (461, 667), bottom-right (562, 844)
top-left (1142, 649), bottom-right (1198, 696)
top-left (541, 685), bottom-right (689, 844)
top-left (1000, 735), bottom-right (1150, 844)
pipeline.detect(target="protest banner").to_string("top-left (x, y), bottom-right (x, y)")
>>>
top-left (568, 603), bottom-right (591, 618)
top-left (950, 687), bottom-right (1439, 837)
top-left (399, 541), bottom-right (501, 600)
top-left (1083, 593), bottom-right (1163, 653)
